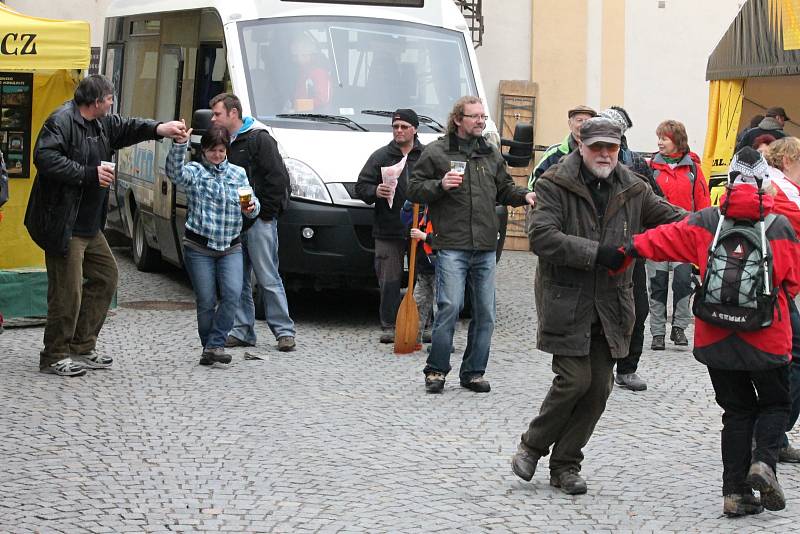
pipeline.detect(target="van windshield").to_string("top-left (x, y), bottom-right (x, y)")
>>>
top-left (238, 16), bottom-right (477, 130)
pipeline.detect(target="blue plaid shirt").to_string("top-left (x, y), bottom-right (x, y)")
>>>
top-left (166, 142), bottom-right (260, 251)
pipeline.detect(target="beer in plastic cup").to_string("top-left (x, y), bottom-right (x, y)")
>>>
top-left (238, 185), bottom-right (253, 208)
top-left (450, 160), bottom-right (466, 175)
top-left (99, 161), bottom-right (116, 188)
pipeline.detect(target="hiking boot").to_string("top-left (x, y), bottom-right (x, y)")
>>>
top-left (277, 336), bottom-right (296, 352)
top-left (425, 372), bottom-right (445, 394)
top-left (746, 461), bottom-right (785, 511)
top-left (40, 358), bottom-right (86, 377)
top-left (779, 444), bottom-right (800, 463)
top-left (723, 492), bottom-right (763, 517)
top-left (379, 328), bottom-right (394, 344)
top-left (511, 445), bottom-right (540, 482)
top-left (651, 335), bottom-right (665, 351)
top-left (550, 469), bottom-right (587, 495)
top-left (199, 347), bottom-right (231, 366)
top-left (225, 335), bottom-right (254, 348)
top-left (670, 326), bottom-right (689, 346)
top-left (460, 375), bottom-right (491, 393)
top-left (72, 350), bottom-right (113, 370)
top-left (615, 372), bottom-right (647, 391)
top-left (422, 330), bottom-right (432, 343)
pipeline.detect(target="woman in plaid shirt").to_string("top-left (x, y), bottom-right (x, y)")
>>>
top-left (166, 124), bottom-right (260, 366)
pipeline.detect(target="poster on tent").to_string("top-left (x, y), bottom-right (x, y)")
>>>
top-left (0, 72), bottom-right (33, 179)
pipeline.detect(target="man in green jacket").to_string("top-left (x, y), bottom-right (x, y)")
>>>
top-left (511, 118), bottom-right (684, 494)
top-left (407, 96), bottom-right (535, 394)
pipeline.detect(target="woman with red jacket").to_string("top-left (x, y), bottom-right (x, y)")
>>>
top-left (647, 120), bottom-right (711, 350)
top-left (627, 148), bottom-right (800, 517)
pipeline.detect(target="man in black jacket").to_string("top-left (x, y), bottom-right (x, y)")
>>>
top-left (356, 109), bottom-right (424, 343)
top-left (210, 93), bottom-right (297, 353)
top-left (736, 106), bottom-right (789, 152)
top-left (24, 74), bottom-right (185, 376)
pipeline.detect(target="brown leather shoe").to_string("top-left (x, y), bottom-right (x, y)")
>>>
top-left (511, 445), bottom-right (539, 481)
top-left (550, 469), bottom-right (587, 495)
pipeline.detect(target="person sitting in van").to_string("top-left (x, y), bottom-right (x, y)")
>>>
top-left (166, 124), bottom-right (260, 367)
top-left (289, 34), bottom-right (331, 111)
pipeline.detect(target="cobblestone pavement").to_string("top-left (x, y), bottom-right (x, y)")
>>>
top-left (2, 248), bottom-right (799, 533)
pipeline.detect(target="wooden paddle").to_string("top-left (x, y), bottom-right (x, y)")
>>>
top-left (394, 203), bottom-right (420, 354)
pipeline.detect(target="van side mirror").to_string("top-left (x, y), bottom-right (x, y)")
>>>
top-left (501, 122), bottom-right (533, 168)
top-left (190, 109), bottom-right (213, 161)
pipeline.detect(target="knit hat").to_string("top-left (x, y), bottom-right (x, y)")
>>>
top-left (392, 108), bottom-right (419, 128)
top-left (599, 106), bottom-right (633, 135)
top-left (728, 147), bottom-right (771, 189)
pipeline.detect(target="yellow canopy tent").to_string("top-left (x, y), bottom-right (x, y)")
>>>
top-left (0, 5), bottom-right (89, 318)
top-left (703, 0), bottom-right (800, 204)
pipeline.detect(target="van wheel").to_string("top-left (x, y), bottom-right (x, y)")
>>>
top-left (132, 210), bottom-right (162, 272)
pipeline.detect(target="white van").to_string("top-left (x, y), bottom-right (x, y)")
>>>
top-left (102, 0), bottom-right (498, 288)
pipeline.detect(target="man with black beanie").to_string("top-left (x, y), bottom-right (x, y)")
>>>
top-left (356, 108), bottom-right (424, 343)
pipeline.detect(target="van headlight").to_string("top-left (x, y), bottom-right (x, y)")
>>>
top-left (284, 158), bottom-right (332, 204)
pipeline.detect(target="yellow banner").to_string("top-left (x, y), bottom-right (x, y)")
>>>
top-left (702, 79), bottom-right (745, 206)
top-left (0, 5), bottom-right (89, 70)
top-left (0, 70), bottom-right (79, 269)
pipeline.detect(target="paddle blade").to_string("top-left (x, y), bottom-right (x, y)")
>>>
top-left (394, 291), bottom-right (419, 354)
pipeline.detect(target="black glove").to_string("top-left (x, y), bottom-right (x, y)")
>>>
top-left (596, 245), bottom-right (626, 270)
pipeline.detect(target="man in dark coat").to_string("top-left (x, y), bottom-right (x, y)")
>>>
top-left (356, 108), bottom-right (424, 343)
top-left (736, 106), bottom-right (790, 152)
top-left (25, 74), bottom-right (185, 376)
top-left (510, 118), bottom-right (684, 494)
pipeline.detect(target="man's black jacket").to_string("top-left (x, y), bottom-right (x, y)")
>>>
top-left (25, 100), bottom-right (161, 255)
top-left (355, 137), bottom-right (424, 240)
top-left (228, 125), bottom-right (291, 229)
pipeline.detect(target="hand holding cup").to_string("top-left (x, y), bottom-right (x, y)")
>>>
top-left (238, 185), bottom-right (253, 211)
top-left (442, 160), bottom-right (466, 190)
top-left (98, 161), bottom-right (115, 188)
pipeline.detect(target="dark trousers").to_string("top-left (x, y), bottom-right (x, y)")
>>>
top-left (781, 298), bottom-right (800, 447)
top-left (520, 332), bottom-right (616, 475)
top-left (41, 233), bottom-right (118, 368)
top-left (374, 238), bottom-right (405, 329)
top-left (616, 259), bottom-right (648, 375)
top-left (708, 366), bottom-right (790, 495)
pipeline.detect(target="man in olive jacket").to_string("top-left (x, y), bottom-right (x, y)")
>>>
top-left (24, 74), bottom-right (185, 377)
top-left (510, 118), bottom-right (684, 494)
top-left (407, 96), bottom-right (535, 394)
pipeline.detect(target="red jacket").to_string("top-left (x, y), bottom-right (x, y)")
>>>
top-left (632, 185), bottom-right (800, 370)
top-left (650, 152), bottom-right (710, 212)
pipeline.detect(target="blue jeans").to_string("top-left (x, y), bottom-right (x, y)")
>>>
top-left (230, 218), bottom-right (295, 343)
top-left (782, 298), bottom-right (800, 447)
top-left (183, 246), bottom-right (244, 350)
top-left (425, 249), bottom-right (496, 380)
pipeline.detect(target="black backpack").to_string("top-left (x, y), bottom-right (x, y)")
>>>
top-left (692, 198), bottom-right (778, 331)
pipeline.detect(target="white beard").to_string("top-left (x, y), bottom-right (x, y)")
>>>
top-left (587, 162), bottom-right (613, 179)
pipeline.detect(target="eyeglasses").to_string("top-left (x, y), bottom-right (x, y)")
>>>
top-left (392, 123), bottom-right (413, 130)
top-left (462, 114), bottom-right (489, 121)
top-left (586, 142), bottom-right (620, 153)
